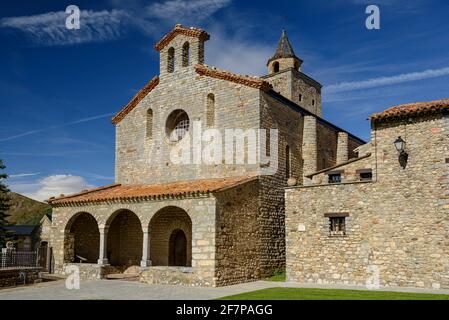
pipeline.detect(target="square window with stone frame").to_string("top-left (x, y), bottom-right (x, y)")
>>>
top-left (325, 213), bottom-right (348, 236)
top-left (357, 169), bottom-right (373, 181)
top-left (327, 171), bottom-right (342, 184)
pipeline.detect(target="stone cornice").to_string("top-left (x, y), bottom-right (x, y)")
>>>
top-left (154, 24), bottom-right (210, 52)
top-left (111, 76), bottom-right (159, 125)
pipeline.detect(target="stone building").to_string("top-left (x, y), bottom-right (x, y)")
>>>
top-left (47, 25), bottom-right (364, 286)
top-left (286, 99), bottom-right (449, 289)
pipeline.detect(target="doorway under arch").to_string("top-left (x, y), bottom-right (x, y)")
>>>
top-left (149, 206), bottom-right (192, 267)
top-left (169, 229), bottom-right (187, 266)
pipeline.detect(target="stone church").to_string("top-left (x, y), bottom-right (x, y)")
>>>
top-left (47, 25), bottom-right (448, 289)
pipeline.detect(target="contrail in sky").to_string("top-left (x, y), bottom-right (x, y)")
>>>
top-left (0, 113), bottom-right (115, 142)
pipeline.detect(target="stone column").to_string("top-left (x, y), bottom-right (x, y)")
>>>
top-left (97, 227), bottom-right (109, 266)
top-left (336, 132), bottom-right (349, 164)
top-left (302, 115), bottom-right (317, 182)
top-left (46, 246), bottom-right (52, 272)
top-left (140, 226), bottom-right (152, 267)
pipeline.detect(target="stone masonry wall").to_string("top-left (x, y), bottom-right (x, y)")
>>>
top-left (50, 197), bottom-right (217, 286)
top-left (150, 206), bottom-right (192, 266)
top-left (115, 33), bottom-right (261, 185)
top-left (263, 69), bottom-right (322, 116)
top-left (286, 114), bottom-right (449, 289)
top-left (316, 122), bottom-right (338, 171)
top-left (215, 179), bottom-right (261, 286)
top-left (107, 210), bottom-right (143, 267)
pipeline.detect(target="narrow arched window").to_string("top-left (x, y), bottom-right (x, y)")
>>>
top-left (182, 42), bottom-right (190, 67)
top-left (206, 93), bottom-right (215, 127)
top-left (299, 94), bottom-right (302, 102)
top-left (286, 145), bottom-right (291, 178)
top-left (167, 47), bottom-right (175, 73)
top-left (146, 108), bottom-right (153, 140)
top-left (273, 61), bottom-right (280, 73)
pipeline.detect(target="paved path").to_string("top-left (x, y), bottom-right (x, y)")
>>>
top-left (0, 280), bottom-right (448, 300)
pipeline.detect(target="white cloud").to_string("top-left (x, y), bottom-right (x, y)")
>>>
top-left (325, 67), bottom-right (449, 93)
top-left (8, 173), bottom-right (41, 178)
top-left (0, 1), bottom-right (233, 46)
top-left (0, 9), bottom-right (128, 46)
top-left (205, 26), bottom-right (273, 76)
top-left (146, 0), bottom-right (232, 23)
top-left (10, 175), bottom-right (94, 202)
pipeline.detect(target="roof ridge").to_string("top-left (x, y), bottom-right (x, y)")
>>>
top-left (48, 175), bottom-right (259, 206)
top-left (112, 76), bottom-right (159, 125)
top-left (195, 64), bottom-right (272, 92)
top-left (370, 98), bottom-right (449, 121)
top-left (154, 24), bottom-right (210, 52)
top-left (47, 183), bottom-right (121, 203)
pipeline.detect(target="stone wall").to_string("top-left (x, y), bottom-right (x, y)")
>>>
top-left (68, 212), bottom-right (99, 263)
top-left (215, 179), bottom-right (261, 285)
top-left (286, 114), bottom-right (449, 289)
top-left (115, 42), bottom-right (261, 185)
top-left (0, 268), bottom-right (41, 288)
top-left (263, 68), bottom-right (322, 116)
top-left (50, 197), bottom-right (217, 285)
top-left (107, 210), bottom-right (142, 267)
top-left (316, 122), bottom-right (339, 171)
top-left (150, 207), bottom-right (192, 266)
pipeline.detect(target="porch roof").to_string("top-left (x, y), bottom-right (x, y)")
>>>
top-left (47, 175), bottom-right (258, 206)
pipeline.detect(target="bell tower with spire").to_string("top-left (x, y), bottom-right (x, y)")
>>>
top-left (262, 30), bottom-right (322, 116)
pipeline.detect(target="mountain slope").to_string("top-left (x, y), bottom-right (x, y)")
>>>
top-left (6, 192), bottom-right (51, 225)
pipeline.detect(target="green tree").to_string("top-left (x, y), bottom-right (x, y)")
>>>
top-left (0, 159), bottom-right (11, 247)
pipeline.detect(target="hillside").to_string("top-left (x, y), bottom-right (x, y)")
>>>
top-left (6, 192), bottom-right (52, 225)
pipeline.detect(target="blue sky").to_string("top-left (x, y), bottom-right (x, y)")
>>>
top-left (1, 0), bottom-right (449, 200)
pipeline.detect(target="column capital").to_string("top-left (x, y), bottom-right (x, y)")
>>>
top-left (99, 226), bottom-right (109, 233)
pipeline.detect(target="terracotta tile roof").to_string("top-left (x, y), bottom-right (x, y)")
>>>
top-left (112, 76), bottom-right (159, 125)
top-left (195, 64), bottom-right (272, 92)
top-left (370, 98), bottom-right (449, 122)
top-left (154, 24), bottom-right (210, 51)
top-left (47, 175), bottom-right (258, 206)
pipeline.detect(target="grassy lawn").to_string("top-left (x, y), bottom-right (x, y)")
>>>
top-left (219, 287), bottom-right (449, 300)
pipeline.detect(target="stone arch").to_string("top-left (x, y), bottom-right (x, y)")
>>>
top-left (169, 229), bottom-right (187, 266)
top-left (149, 206), bottom-right (192, 267)
top-left (106, 209), bottom-right (143, 268)
top-left (167, 47), bottom-right (175, 73)
top-left (272, 61), bottom-right (280, 73)
top-left (64, 212), bottom-right (99, 263)
top-left (182, 41), bottom-right (190, 67)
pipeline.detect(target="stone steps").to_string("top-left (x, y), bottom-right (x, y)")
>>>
top-left (105, 273), bottom-right (140, 281)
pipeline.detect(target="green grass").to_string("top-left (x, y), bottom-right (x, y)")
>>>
top-left (265, 271), bottom-right (286, 282)
top-left (219, 287), bottom-right (449, 300)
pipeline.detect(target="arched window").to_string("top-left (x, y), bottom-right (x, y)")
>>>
top-left (294, 61), bottom-right (300, 71)
top-left (286, 145), bottom-right (291, 179)
top-left (206, 93), bottom-right (215, 127)
top-left (146, 108), bottom-right (153, 140)
top-left (312, 99), bottom-right (316, 106)
top-left (166, 109), bottom-right (190, 142)
top-left (182, 42), bottom-right (190, 67)
top-left (167, 47), bottom-right (175, 73)
top-left (273, 61), bottom-right (280, 73)
top-left (299, 94), bottom-right (302, 102)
